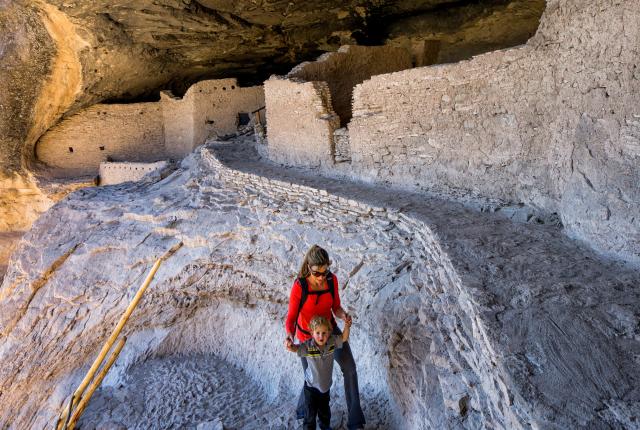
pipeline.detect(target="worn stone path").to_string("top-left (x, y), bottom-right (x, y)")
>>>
top-left (79, 352), bottom-right (392, 430)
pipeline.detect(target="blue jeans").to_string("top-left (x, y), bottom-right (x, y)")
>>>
top-left (297, 326), bottom-right (365, 430)
top-left (303, 384), bottom-right (331, 430)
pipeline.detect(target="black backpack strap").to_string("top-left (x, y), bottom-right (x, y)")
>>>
top-left (326, 273), bottom-right (337, 328)
top-left (295, 278), bottom-right (310, 336)
top-left (326, 273), bottom-right (335, 300)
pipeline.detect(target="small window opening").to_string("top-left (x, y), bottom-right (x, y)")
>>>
top-left (238, 112), bottom-right (250, 126)
top-left (222, 87), bottom-right (226, 90)
top-left (68, 147), bottom-right (74, 153)
top-left (99, 146), bottom-right (105, 151)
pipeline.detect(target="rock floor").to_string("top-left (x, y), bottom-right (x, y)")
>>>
top-left (79, 354), bottom-right (288, 430)
top-left (79, 353), bottom-right (390, 430)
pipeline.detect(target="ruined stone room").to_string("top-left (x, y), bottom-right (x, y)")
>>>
top-left (1, 1), bottom-right (638, 429)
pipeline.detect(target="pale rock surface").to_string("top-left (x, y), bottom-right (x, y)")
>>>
top-left (0, 139), bottom-right (638, 429)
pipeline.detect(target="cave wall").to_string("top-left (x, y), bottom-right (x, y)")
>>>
top-left (346, 0), bottom-right (640, 265)
top-left (0, 1), bottom-right (88, 279)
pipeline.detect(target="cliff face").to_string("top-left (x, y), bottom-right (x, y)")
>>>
top-left (0, 141), bottom-right (637, 429)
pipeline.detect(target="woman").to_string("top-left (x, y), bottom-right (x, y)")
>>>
top-left (284, 245), bottom-right (365, 430)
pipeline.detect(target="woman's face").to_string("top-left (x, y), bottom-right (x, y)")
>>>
top-left (309, 264), bottom-right (329, 279)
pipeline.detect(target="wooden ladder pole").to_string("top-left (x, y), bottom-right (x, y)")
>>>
top-left (56, 242), bottom-right (183, 429)
top-left (67, 336), bottom-right (127, 430)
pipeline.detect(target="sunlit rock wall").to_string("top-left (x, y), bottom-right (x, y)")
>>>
top-left (347, 0), bottom-right (640, 264)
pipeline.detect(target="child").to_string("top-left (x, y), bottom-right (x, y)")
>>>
top-left (286, 315), bottom-right (351, 430)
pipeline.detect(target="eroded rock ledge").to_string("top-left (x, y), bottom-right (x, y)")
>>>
top-left (0, 140), bottom-right (638, 429)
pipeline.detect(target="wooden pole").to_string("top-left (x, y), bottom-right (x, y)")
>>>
top-left (56, 242), bottom-right (183, 429)
top-left (67, 336), bottom-right (127, 430)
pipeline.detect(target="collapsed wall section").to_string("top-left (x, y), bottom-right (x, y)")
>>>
top-left (288, 45), bottom-right (413, 126)
top-left (347, 0), bottom-right (640, 265)
top-left (265, 45), bottom-right (412, 168)
top-left (36, 103), bottom-right (165, 176)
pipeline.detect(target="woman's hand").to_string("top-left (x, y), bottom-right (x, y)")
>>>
top-left (336, 307), bottom-right (352, 324)
top-left (343, 312), bottom-right (352, 325)
top-left (284, 334), bottom-right (296, 352)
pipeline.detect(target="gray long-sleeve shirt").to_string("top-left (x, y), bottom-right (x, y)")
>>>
top-left (297, 335), bottom-right (344, 393)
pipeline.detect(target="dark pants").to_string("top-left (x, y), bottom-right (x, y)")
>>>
top-left (297, 326), bottom-right (365, 430)
top-left (303, 384), bottom-right (331, 430)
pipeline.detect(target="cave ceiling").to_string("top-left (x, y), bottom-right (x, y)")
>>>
top-left (43, 0), bottom-right (545, 100)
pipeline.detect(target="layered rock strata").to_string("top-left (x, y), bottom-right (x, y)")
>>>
top-left (0, 140), bottom-right (638, 429)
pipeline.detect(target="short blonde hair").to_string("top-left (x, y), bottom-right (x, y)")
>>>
top-left (309, 315), bottom-right (331, 332)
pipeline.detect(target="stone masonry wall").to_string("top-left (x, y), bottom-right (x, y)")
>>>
top-left (98, 161), bottom-right (167, 186)
top-left (288, 45), bottom-right (413, 126)
top-left (36, 103), bottom-right (165, 176)
top-left (348, 0), bottom-right (640, 265)
top-left (161, 91), bottom-right (194, 159)
top-left (264, 78), bottom-right (339, 168)
top-left (188, 78), bottom-right (264, 146)
top-left (35, 79), bottom-right (265, 174)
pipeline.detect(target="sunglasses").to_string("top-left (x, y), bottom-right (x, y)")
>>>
top-left (309, 266), bottom-right (330, 278)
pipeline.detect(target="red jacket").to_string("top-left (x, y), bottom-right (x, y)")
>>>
top-left (285, 275), bottom-right (341, 342)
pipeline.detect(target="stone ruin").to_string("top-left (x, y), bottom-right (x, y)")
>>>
top-left (0, 1), bottom-right (639, 429)
top-left (36, 78), bottom-right (264, 177)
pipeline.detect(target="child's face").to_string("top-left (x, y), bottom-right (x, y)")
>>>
top-left (312, 325), bottom-right (331, 346)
